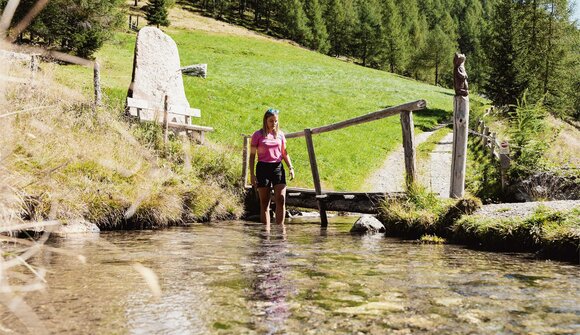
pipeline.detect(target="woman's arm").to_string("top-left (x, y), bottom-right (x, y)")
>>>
top-left (249, 145), bottom-right (257, 186)
top-left (282, 141), bottom-right (295, 180)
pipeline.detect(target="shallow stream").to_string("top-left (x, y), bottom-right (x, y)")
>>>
top-left (3, 217), bottom-right (579, 334)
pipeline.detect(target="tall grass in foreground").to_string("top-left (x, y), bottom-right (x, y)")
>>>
top-left (0, 58), bottom-right (243, 331)
top-left (1, 61), bottom-right (243, 229)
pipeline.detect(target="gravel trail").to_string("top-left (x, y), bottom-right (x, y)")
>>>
top-left (473, 200), bottom-right (579, 219)
top-left (425, 132), bottom-right (453, 198)
top-left (364, 129), bottom-right (453, 195)
top-left (363, 131), bottom-right (434, 192)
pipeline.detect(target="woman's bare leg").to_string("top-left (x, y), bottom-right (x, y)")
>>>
top-left (257, 187), bottom-right (271, 230)
top-left (274, 184), bottom-right (287, 225)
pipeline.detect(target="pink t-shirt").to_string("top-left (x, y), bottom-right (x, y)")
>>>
top-left (251, 130), bottom-right (286, 163)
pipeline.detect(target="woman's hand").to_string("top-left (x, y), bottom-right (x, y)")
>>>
top-left (250, 174), bottom-right (256, 187)
top-left (289, 168), bottom-right (295, 181)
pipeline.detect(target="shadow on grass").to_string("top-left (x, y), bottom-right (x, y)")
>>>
top-left (176, 1), bottom-right (287, 39)
top-left (414, 108), bottom-right (451, 131)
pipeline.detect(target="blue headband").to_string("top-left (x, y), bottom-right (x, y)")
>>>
top-left (266, 108), bottom-right (279, 115)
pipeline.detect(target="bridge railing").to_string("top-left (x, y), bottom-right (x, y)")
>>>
top-left (241, 99), bottom-right (427, 226)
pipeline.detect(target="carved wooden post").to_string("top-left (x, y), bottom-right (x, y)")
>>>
top-left (304, 128), bottom-right (328, 227)
top-left (163, 95), bottom-right (169, 145)
top-left (450, 95), bottom-right (470, 198)
top-left (400, 110), bottom-right (416, 188)
top-left (93, 60), bottom-right (102, 107)
top-left (242, 136), bottom-right (249, 187)
top-left (450, 53), bottom-right (470, 198)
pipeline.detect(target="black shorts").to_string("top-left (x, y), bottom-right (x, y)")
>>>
top-left (256, 161), bottom-right (286, 188)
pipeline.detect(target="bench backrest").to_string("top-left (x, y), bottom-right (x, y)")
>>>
top-left (127, 97), bottom-right (200, 124)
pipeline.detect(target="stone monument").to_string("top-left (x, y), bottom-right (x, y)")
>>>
top-left (127, 26), bottom-right (190, 123)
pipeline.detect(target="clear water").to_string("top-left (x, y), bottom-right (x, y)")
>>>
top-left (2, 217), bottom-right (579, 334)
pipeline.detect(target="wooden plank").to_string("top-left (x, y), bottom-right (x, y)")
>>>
top-left (400, 110), bottom-right (416, 188)
top-left (450, 95), bottom-right (470, 198)
top-left (304, 128), bottom-right (328, 227)
top-left (242, 136), bottom-right (249, 187)
top-left (168, 105), bottom-right (201, 117)
top-left (167, 122), bottom-right (214, 132)
top-left (127, 97), bottom-right (149, 109)
top-left (285, 100), bottom-right (426, 139)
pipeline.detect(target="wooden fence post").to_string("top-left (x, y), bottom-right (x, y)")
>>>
top-left (499, 141), bottom-right (510, 191)
top-left (490, 132), bottom-right (497, 158)
top-left (450, 95), bottom-right (470, 198)
top-left (400, 110), bottom-right (416, 188)
top-left (163, 95), bottom-right (169, 145)
top-left (476, 119), bottom-right (483, 145)
top-left (242, 136), bottom-right (249, 187)
top-left (93, 60), bottom-right (102, 107)
top-left (483, 126), bottom-right (490, 149)
top-left (304, 128), bottom-right (328, 227)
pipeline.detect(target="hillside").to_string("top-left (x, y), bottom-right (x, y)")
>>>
top-left (53, 9), bottom-right (488, 191)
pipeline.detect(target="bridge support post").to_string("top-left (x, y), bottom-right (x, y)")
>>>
top-left (450, 95), bottom-right (470, 198)
top-left (400, 110), bottom-right (417, 189)
top-left (304, 128), bottom-right (328, 227)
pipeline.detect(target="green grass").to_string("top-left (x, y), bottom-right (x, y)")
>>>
top-left (454, 206), bottom-right (580, 262)
top-left (377, 184), bottom-right (482, 238)
top-left (53, 27), bottom-right (477, 190)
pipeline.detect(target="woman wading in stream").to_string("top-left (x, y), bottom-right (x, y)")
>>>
top-left (250, 108), bottom-right (295, 230)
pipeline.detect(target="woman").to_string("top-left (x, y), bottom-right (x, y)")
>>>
top-left (249, 108), bottom-right (295, 229)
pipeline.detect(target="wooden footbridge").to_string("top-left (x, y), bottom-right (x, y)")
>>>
top-left (241, 100), bottom-right (428, 226)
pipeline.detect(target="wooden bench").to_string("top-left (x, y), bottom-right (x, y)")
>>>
top-left (126, 97), bottom-right (214, 143)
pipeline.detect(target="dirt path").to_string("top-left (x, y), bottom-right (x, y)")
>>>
top-left (363, 129), bottom-right (454, 196)
top-left (423, 132), bottom-right (453, 197)
top-left (363, 131), bottom-right (435, 192)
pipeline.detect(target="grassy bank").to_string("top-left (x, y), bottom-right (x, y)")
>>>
top-left (453, 206), bottom-right (579, 262)
top-left (1, 62), bottom-right (243, 229)
top-left (53, 24), bottom-right (477, 190)
top-left (377, 185), bottom-right (482, 239)
top-left (378, 186), bottom-right (579, 262)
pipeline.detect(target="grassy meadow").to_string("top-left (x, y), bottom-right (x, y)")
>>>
top-left (54, 24), bottom-right (477, 191)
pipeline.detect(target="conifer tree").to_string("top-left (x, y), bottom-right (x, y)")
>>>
top-left (483, 0), bottom-right (524, 107)
top-left (380, 0), bottom-right (406, 73)
top-left (324, 0), bottom-right (357, 57)
top-left (354, 0), bottom-right (383, 67)
top-left (281, 0), bottom-right (312, 44)
top-left (144, 0), bottom-right (170, 27)
top-left (305, 0), bottom-right (330, 53)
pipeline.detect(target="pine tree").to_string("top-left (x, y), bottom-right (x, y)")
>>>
top-left (380, 0), bottom-right (407, 73)
top-left (305, 0), bottom-right (330, 52)
top-left (483, 0), bottom-right (524, 107)
top-left (324, 0), bottom-right (357, 57)
top-left (144, 0), bottom-right (170, 28)
top-left (354, 0), bottom-right (383, 67)
top-left (280, 0), bottom-right (312, 44)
